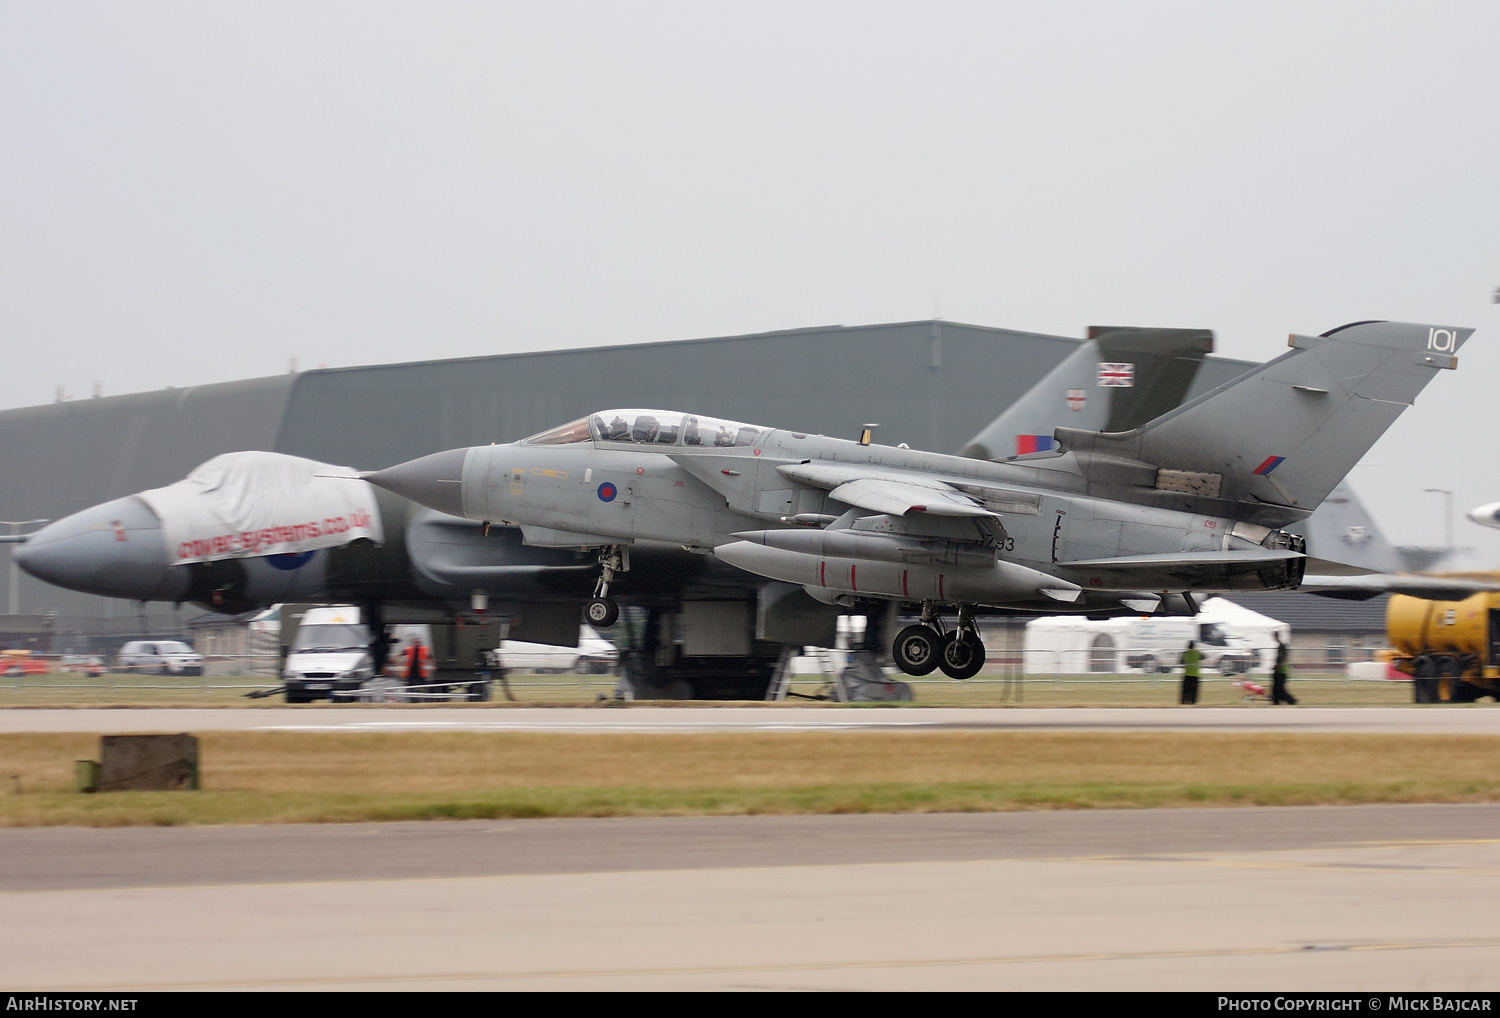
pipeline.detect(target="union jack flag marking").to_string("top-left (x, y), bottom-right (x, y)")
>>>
top-left (1097, 363), bottom-right (1134, 387)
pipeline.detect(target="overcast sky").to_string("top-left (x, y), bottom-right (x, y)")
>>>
top-left (2, 2), bottom-right (1498, 559)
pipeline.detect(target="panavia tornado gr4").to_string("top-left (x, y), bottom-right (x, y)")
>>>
top-left (365, 320), bottom-right (1471, 680)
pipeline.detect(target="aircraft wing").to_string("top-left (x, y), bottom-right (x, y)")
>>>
top-left (1298, 573), bottom-right (1500, 601)
top-left (825, 478), bottom-right (996, 518)
top-left (778, 462), bottom-right (1038, 518)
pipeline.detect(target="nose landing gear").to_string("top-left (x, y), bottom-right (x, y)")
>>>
top-left (585, 545), bottom-right (628, 628)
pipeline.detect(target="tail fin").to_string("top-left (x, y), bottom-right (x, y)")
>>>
top-left (958, 326), bottom-right (1213, 459)
top-left (1056, 321), bottom-right (1473, 528)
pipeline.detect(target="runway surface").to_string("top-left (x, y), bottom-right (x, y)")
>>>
top-left (6, 804), bottom-right (1500, 990)
top-left (5, 704), bottom-right (1500, 734)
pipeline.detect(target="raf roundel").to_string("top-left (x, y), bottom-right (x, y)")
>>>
top-left (597, 482), bottom-right (618, 503)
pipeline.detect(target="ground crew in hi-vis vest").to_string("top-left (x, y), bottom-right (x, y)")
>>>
top-left (1179, 640), bottom-right (1201, 705)
top-left (403, 638), bottom-right (430, 685)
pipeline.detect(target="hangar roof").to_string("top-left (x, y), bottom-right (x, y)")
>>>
top-left (1226, 592), bottom-right (1390, 636)
top-left (273, 320), bottom-right (1114, 468)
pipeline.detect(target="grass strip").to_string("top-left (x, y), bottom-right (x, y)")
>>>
top-left (3, 730), bottom-right (1499, 827)
top-left (7, 780), bottom-right (1500, 828)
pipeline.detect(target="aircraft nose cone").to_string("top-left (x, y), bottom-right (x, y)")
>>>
top-left (1466, 503), bottom-right (1500, 529)
top-left (14, 496), bottom-right (186, 600)
top-left (364, 448), bottom-right (470, 518)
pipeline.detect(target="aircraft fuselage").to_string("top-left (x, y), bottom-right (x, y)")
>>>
top-left (370, 411), bottom-right (1304, 612)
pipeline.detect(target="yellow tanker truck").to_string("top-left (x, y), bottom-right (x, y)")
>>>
top-left (1387, 592), bottom-right (1500, 703)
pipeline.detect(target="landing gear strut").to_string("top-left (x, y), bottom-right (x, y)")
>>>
top-left (892, 602), bottom-right (986, 680)
top-left (585, 545), bottom-right (628, 628)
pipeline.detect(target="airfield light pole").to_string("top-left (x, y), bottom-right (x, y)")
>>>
top-left (1423, 488), bottom-right (1454, 555)
top-left (1, 520), bottom-right (48, 615)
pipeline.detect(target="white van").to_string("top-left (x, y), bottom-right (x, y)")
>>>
top-left (1122, 618), bottom-right (1258, 675)
top-left (117, 640), bottom-right (204, 676)
top-left (495, 626), bottom-right (618, 674)
top-left (282, 606), bottom-right (374, 702)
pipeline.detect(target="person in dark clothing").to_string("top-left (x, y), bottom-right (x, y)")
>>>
top-left (1180, 639), bottom-right (1201, 704)
top-left (1271, 633), bottom-right (1297, 705)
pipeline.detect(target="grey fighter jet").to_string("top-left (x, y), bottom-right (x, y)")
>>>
top-left (366, 320), bottom-right (1472, 679)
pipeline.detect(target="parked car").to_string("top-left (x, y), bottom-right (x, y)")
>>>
top-left (0, 649), bottom-right (49, 677)
top-left (116, 640), bottom-right (204, 676)
top-left (58, 654), bottom-right (106, 677)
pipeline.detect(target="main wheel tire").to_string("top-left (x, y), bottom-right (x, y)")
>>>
top-left (892, 625), bottom-right (941, 676)
top-left (585, 597), bottom-right (620, 628)
top-left (938, 631), bottom-right (985, 680)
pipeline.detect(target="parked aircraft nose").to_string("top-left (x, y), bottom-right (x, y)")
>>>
top-left (1467, 502), bottom-right (1500, 530)
top-left (364, 448), bottom-right (470, 518)
top-left (14, 496), bottom-right (187, 601)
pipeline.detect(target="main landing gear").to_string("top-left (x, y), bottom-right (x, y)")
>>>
top-left (585, 545), bottom-right (628, 628)
top-left (892, 603), bottom-right (985, 680)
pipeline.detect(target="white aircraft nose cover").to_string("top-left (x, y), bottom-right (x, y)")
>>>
top-left (138, 451), bottom-right (384, 565)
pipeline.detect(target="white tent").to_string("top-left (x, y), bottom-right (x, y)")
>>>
top-left (1022, 616), bottom-right (1137, 675)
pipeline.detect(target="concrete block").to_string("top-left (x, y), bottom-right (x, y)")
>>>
top-left (97, 734), bottom-right (199, 791)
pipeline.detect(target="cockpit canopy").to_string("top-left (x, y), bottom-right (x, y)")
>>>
top-left (522, 410), bottom-right (766, 449)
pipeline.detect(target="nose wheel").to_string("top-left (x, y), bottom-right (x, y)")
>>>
top-left (586, 597), bottom-right (619, 628)
top-left (585, 545), bottom-right (628, 629)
